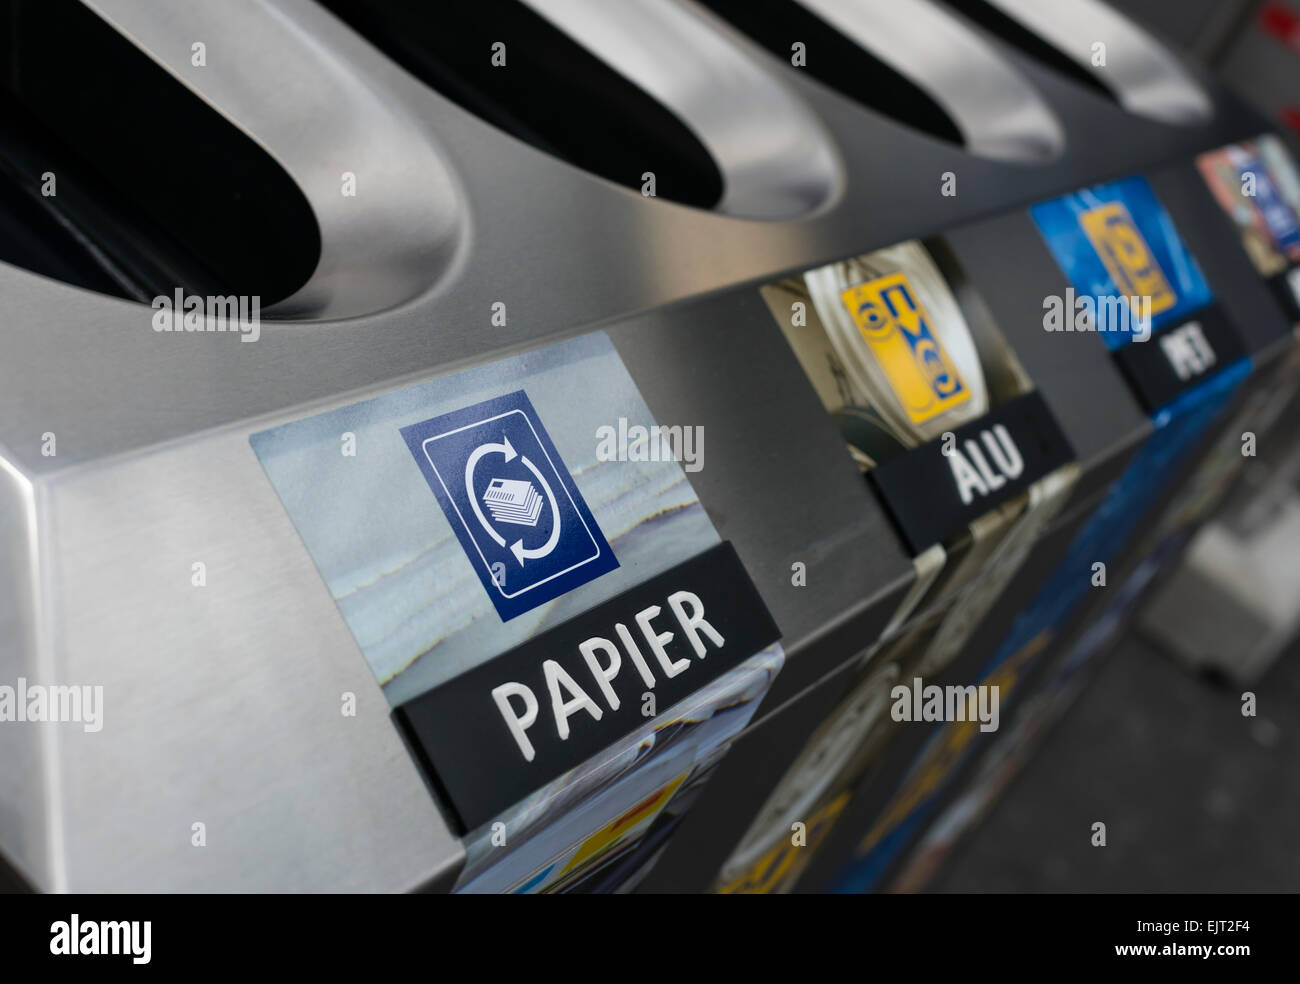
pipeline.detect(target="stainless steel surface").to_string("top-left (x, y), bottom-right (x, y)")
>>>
top-left (795, 0), bottom-right (1065, 162)
top-left (84, 0), bottom-right (465, 320)
top-left (15, 423), bottom-right (466, 892)
top-left (0, 454), bottom-right (45, 890)
top-left (0, 0), bottom-right (1276, 891)
top-left (0, 4), bottom-right (1258, 479)
top-left (983, 0), bottom-right (1214, 125)
top-left (520, 0), bottom-right (842, 219)
top-left (606, 290), bottom-right (916, 667)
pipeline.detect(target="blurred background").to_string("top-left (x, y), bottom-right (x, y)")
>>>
top-left (912, 0), bottom-right (1300, 894)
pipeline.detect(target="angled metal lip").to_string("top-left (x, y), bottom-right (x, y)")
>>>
top-left (0, 447), bottom-right (51, 893)
top-left (980, 0), bottom-right (1214, 126)
top-left (793, 0), bottom-right (1066, 164)
top-left (82, 0), bottom-right (467, 321)
top-left (519, 0), bottom-right (844, 220)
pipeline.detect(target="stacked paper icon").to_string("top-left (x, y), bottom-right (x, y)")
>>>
top-left (482, 477), bottom-right (544, 527)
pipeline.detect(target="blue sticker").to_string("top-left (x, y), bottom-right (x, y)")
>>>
top-left (401, 390), bottom-right (618, 621)
top-left (1238, 149), bottom-right (1300, 255)
top-left (1031, 175), bottom-right (1213, 348)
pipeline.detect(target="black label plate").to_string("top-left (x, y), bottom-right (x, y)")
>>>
top-left (1111, 303), bottom-right (1249, 415)
top-left (867, 391), bottom-right (1075, 554)
top-left (395, 541), bottom-right (780, 832)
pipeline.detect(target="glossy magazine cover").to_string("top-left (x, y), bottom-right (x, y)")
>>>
top-left (456, 645), bottom-right (784, 893)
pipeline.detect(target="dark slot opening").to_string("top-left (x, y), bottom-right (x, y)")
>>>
top-left (697, 0), bottom-right (964, 147)
top-left (0, 0), bottom-right (319, 304)
top-left (316, 0), bottom-right (724, 210)
top-left (935, 0), bottom-right (1116, 103)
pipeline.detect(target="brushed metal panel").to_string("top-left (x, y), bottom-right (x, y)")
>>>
top-left (795, 0), bottom-right (1065, 162)
top-left (85, 0), bottom-right (466, 320)
top-left (0, 6), bottom-right (1263, 479)
top-left (608, 289), bottom-right (915, 665)
top-left (37, 429), bottom-right (463, 891)
top-left (983, 0), bottom-right (1214, 124)
top-left (0, 452), bottom-right (50, 890)
top-left (521, 0), bottom-right (843, 218)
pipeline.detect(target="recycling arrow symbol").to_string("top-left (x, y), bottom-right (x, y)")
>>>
top-left (464, 435), bottom-right (562, 565)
